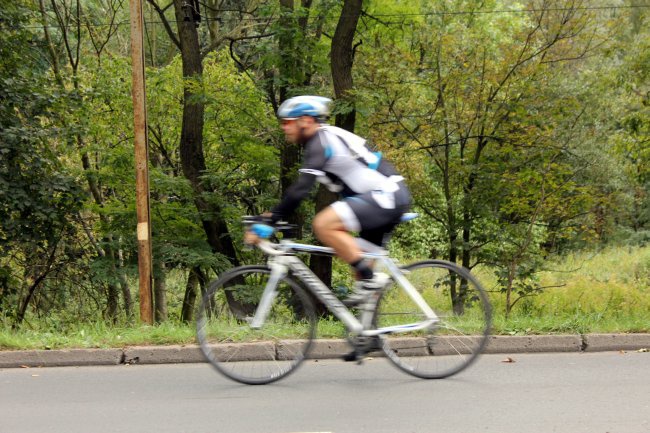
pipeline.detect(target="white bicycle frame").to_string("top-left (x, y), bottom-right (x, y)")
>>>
top-left (250, 239), bottom-right (439, 336)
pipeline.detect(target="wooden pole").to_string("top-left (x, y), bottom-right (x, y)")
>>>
top-left (129, 0), bottom-right (153, 324)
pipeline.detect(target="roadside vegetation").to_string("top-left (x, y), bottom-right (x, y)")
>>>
top-left (1, 1), bottom-right (648, 347)
top-left (2, 245), bottom-right (648, 350)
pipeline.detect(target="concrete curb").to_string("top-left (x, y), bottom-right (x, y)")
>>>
top-left (1, 334), bottom-right (648, 368)
top-left (123, 345), bottom-right (205, 365)
top-left (485, 335), bottom-right (584, 353)
top-left (0, 348), bottom-right (124, 368)
top-left (584, 333), bottom-right (650, 352)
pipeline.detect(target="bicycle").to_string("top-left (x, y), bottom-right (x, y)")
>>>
top-left (196, 215), bottom-right (492, 385)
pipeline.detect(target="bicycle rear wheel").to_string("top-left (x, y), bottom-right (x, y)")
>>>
top-left (196, 265), bottom-right (316, 385)
top-left (375, 260), bottom-right (491, 379)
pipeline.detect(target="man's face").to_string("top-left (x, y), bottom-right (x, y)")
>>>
top-left (280, 118), bottom-right (300, 143)
top-left (280, 117), bottom-right (314, 144)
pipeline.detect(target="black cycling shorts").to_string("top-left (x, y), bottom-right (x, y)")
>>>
top-left (330, 183), bottom-right (411, 246)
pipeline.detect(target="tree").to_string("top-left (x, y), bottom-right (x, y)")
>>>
top-left (330, 0), bottom-right (362, 131)
top-left (0, 0), bottom-right (84, 326)
top-left (309, 0), bottom-right (363, 289)
top-left (34, 0), bottom-right (140, 322)
top-left (358, 0), bottom-right (618, 313)
top-left (144, 0), bottom-right (267, 317)
top-left (602, 4), bottom-right (650, 243)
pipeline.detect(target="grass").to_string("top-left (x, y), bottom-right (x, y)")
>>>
top-left (486, 245), bottom-right (650, 335)
top-left (0, 322), bottom-right (197, 351)
top-left (1, 245), bottom-right (648, 350)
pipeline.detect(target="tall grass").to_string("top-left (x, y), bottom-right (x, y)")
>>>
top-left (486, 245), bottom-right (650, 334)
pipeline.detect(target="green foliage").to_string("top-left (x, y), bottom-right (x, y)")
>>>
top-left (2, 0), bottom-right (649, 326)
top-left (604, 10), bottom-right (650, 243)
top-left (0, 0), bottom-right (85, 321)
top-left (0, 1), bottom-right (81, 244)
top-left (200, 51), bottom-right (280, 216)
top-left (1, 245), bottom-right (648, 348)
top-left (352, 0), bottom-right (650, 316)
top-left (389, 211), bottom-right (446, 260)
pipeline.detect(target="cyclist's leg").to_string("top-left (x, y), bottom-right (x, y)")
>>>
top-left (314, 187), bottom-right (408, 255)
top-left (312, 206), bottom-right (362, 264)
top-left (313, 201), bottom-right (381, 283)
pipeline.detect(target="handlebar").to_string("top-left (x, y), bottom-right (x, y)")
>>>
top-left (243, 216), bottom-right (298, 255)
top-left (243, 216), bottom-right (298, 236)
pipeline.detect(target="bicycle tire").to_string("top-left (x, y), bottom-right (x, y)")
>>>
top-left (375, 260), bottom-right (491, 379)
top-left (196, 265), bottom-right (316, 385)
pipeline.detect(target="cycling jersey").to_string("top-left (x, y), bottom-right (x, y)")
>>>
top-left (271, 125), bottom-right (411, 246)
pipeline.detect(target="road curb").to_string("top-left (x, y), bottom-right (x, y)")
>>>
top-left (0, 348), bottom-right (123, 368)
top-left (484, 335), bottom-right (584, 353)
top-left (1, 334), bottom-right (648, 368)
top-left (123, 345), bottom-right (205, 365)
top-left (583, 333), bottom-right (650, 352)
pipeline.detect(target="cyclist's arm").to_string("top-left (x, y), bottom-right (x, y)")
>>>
top-left (271, 138), bottom-right (327, 222)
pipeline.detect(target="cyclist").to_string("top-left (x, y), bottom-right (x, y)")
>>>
top-left (251, 95), bottom-right (411, 305)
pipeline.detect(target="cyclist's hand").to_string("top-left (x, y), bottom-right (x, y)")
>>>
top-left (244, 213), bottom-right (274, 245)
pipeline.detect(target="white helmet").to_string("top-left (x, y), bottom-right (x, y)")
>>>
top-left (277, 95), bottom-right (332, 121)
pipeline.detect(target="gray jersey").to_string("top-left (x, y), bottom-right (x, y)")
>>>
top-left (272, 125), bottom-right (405, 221)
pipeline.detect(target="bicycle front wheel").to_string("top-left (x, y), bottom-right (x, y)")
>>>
top-left (196, 265), bottom-right (316, 385)
top-left (376, 260), bottom-right (491, 379)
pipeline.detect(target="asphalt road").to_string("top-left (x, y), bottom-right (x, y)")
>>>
top-left (1, 351), bottom-right (649, 433)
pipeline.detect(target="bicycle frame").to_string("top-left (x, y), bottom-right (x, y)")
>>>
top-left (250, 240), bottom-right (439, 337)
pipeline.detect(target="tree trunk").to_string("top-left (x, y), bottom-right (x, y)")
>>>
top-left (309, 0), bottom-right (362, 294)
top-left (173, 0), bottom-right (245, 316)
top-left (117, 243), bottom-right (133, 319)
top-left (181, 267), bottom-right (200, 323)
top-left (309, 186), bottom-right (337, 315)
top-left (153, 259), bottom-right (168, 322)
top-left (105, 247), bottom-right (121, 323)
top-left (276, 0), bottom-right (311, 234)
top-left (505, 264), bottom-right (515, 319)
top-left (173, 0), bottom-right (239, 265)
top-left (436, 46), bottom-right (462, 315)
top-left (330, 0), bottom-right (362, 131)
top-left (280, 136), bottom-right (304, 233)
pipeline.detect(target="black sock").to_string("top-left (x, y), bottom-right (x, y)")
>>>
top-left (352, 259), bottom-right (373, 280)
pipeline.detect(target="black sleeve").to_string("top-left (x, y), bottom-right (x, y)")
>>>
top-left (271, 135), bottom-right (328, 222)
top-left (270, 172), bottom-right (316, 222)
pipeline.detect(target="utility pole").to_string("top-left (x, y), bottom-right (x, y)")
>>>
top-left (129, 0), bottom-right (153, 324)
